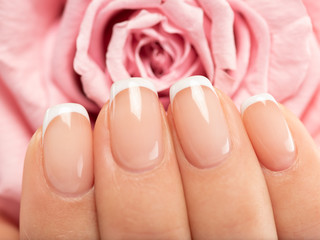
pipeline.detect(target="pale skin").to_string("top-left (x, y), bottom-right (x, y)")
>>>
top-left (1, 87), bottom-right (320, 239)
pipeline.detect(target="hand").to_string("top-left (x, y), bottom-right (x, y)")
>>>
top-left (10, 76), bottom-right (320, 239)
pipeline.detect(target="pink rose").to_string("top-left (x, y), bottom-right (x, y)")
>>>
top-left (0, 0), bottom-right (320, 222)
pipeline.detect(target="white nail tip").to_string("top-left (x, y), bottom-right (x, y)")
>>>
top-left (240, 93), bottom-right (277, 115)
top-left (42, 103), bottom-right (89, 138)
top-left (109, 78), bottom-right (157, 105)
top-left (170, 75), bottom-right (215, 103)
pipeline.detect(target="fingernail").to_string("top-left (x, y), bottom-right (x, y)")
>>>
top-left (241, 93), bottom-right (296, 171)
top-left (42, 103), bottom-right (93, 195)
top-left (109, 78), bottom-right (164, 172)
top-left (170, 76), bottom-right (231, 169)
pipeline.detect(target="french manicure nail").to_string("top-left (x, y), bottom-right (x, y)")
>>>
top-left (241, 93), bottom-right (296, 171)
top-left (42, 103), bottom-right (93, 195)
top-left (170, 76), bottom-right (231, 169)
top-left (109, 78), bottom-right (164, 172)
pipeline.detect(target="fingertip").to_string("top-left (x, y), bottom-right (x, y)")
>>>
top-left (240, 93), bottom-right (277, 116)
top-left (42, 103), bottom-right (89, 139)
top-left (170, 75), bottom-right (215, 104)
top-left (110, 78), bottom-right (157, 105)
top-left (21, 110), bottom-right (98, 239)
top-left (244, 99), bottom-right (320, 238)
top-left (0, 214), bottom-right (19, 240)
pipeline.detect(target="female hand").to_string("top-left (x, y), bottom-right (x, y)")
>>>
top-left (14, 76), bottom-right (320, 239)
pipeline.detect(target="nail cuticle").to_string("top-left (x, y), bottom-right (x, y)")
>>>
top-left (261, 152), bottom-right (299, 176)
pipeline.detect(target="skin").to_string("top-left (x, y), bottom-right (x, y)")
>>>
top-left (93, 100), bottom-right (191, 239)
top-left (19, 129), bottom-right (99, 240)
top-left (167, 89), bottom-right (277, 239)
top-left (0, 214), bottom-right (19, 239)
top-left (261, 104), bottom-right (320, 238)
top-left (0, 88), bottom-right (319, 239)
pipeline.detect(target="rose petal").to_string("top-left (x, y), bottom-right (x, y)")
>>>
top-left (52, 0), bottom-right (98, 112)
top-left (74, 0), bottom-right (162, 106)
top-left (107, 10), bottom-right (165, 83)
top-left (231, 13), bottom-right (251, 85)
top-left (137, 20), bottom-right (202, 85)
top-left (197, 0), bottom-right (237, 70)
top-left (246, 0), bottom-right (312, 102)
top-left (284, 35), bottom-right (320, 119)
top-left (302, 0), bottom-right (320, 44)
top-left (216, 0), bottom-right (270, 102)
top-left (139, 27), bottom-right (177, 62)
top-left (214, 12), bottom-right (251, 97)
top-left (161, 0), bottom-right (214, 80)
top-left (0, 0), bottom-right (67, 129)
top-left (268, 17), bottom-right (312, 101)
top-left (284, 35), bottom-right (320, 145)
top-left (0, 0), bottom-right (89, 222)
top-left (0, 80), bottom-right (30, 224)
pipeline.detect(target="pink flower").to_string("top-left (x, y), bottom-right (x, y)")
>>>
top-left (0, 0), bottom-right (320, 222)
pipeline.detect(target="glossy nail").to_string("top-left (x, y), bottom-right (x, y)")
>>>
top-left (241, 93), bottom-right (296, 171)
top-left (42, 103), bottom-right (93, 195)
top-left (170, 76), bottom-right (231, 169)
top-left (109, 78), bottom-right (164, 172)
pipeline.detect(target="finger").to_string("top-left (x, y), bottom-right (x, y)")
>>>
top-left (20, 104), bottom-right (99, 240)
top-left (93, 78), bottom-right (190, 239)
top-left (241, 94), bottom-right (320, 238)
top-left (0, 214), bottom-right (19, 240)
top-left (167, 76), bottom-right (277, 239)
